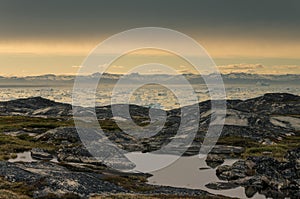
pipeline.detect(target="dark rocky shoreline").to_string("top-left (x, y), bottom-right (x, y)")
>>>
top-left (207, 148), bottom-right (300, 198)
top-left (0, 93), bottom-right (299, 198)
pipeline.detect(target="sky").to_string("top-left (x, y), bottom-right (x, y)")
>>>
top-left (0, 0), bottom-right (300, 76)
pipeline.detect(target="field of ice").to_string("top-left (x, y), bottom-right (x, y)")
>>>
top-left (0, 83), bottom-right (299, 110)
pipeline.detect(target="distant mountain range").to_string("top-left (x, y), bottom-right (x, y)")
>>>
top-left (0, 73), bottom-right (299, 87)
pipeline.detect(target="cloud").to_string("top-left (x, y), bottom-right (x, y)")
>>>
top-left (111, 65), bottom-right (124, 69)
top-left (217, 63), bottom-right (265, 74)
top-left (286, 65), bottom-right (298, 69)
top-left (147, 69), bottom-right (163, 73)
top-left (179, 65), bottom-right (188, 68)
top-left (98, 64), bottom-right (108, 69)
top-left (218, 63), bottom-right (264, 70)
top-left (217, 64), bottom-right (300, 74)
top-left (72, 65), bottom-right (82, 68)
top-left (97, 64), bottom-right (124, 71)
top-left (176, 69), bottom-right (193, 74)
top-left (268, 65), bottom-right (300, 74)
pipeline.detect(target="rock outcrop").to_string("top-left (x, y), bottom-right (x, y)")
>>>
top-left (2, 93), bottom-right (300, 154)
top-left (0, 96), bottom-right (72, 117)
top-left (211, 148), bottom-right (300, 198)
top-left (0, 160), bottom-right (218, 198)
top-left (0, 93), bottom-right (299, 198)
top-left (0, 161), bottom-right (126, 198)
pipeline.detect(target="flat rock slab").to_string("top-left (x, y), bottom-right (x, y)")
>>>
top-left (206, 182), bottom-right (239, 190)
top-left (31, 148), bottom-right (53, 160)
top-left (0, 161), bottom-right (126, 198)
top-left (210, 145), bottom-right (245, 155)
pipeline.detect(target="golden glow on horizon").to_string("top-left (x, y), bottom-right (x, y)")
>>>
top-left (107, 49), bottom-right (198, 74)
top-left (0, 38), bottom-right (300, 76)
top-left (1, 37), bottom-right (300, 58)
top-left (0, 41), bottom-right (92, 55)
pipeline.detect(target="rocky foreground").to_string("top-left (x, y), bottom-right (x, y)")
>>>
top-left (0, 93), bottom-right (299, 198)
top-left (207, 148), bottom-right (300, 198)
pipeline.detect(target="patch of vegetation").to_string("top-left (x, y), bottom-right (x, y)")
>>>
top-left (130, 116), bottom-right (151, 126)
top-left (0, 177), bottom-right (34, 198)
top-left (99, 119), bottom-right (120, 131)
top-left (217, 136), bottom-right (260, 148)
top-left (0, 115), bottom-right (75, 160)
top-left (0, 174), bottom-right (79, 199)
top-left (216, 135), bottom-right (300, 160)
top-left (0, 134), bottom-right (57, 161)
top-left (242, 136), bottom-right (300, 160)
top-left (36, 193), bottom-right (81, 199)
top-left (103, 175), bottom-right (155, 192)
top-left (98, 116), bottom-right (152, 132)
top-left (0, 116), bottom-right (73, 133)
top-left (0, 190), bottom-right (30, 199)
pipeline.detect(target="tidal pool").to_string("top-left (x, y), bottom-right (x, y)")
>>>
top-left (8, 151), bottom-right (58, 163)
top-left (126, 152), bottom-right (265, 199)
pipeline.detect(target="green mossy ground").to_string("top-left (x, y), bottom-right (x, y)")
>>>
top-left (0, 116), bottom-right (74, 161)
top-left (103, 175), bottom-right (155, 192)
top-left (217, 135), bottom-right (300, 160)
top-left (0, 115), bottom-right (299, 198)
top-left (0, 116), bottom-right (73, 133)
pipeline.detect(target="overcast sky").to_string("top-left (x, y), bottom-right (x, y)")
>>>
top-left (0, 0), bottom-right (299, 75)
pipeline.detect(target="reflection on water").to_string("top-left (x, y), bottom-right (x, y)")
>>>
top-left (8, 151), bottom-right (58, 163)
top-left (0, 84), bottom-right (299, 110)
top-left (8, 151), bottom-right (37, 163)
top-left (147, 155), bottom-right (266, 199)
top-left (125, 152), bottom-right (182, 173)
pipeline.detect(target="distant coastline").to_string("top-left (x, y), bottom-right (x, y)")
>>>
top-left (0, 73), bottom-right (299, 87)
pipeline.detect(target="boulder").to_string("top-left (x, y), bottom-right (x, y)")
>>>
top-left (31, 148), bottom-right (53, 160)
top-left (210, 145), bottom-right (245, 155)
top-left (206, 154), bottom-right (224, 163)
top-left (215, 148), bottom-right (300, 198)
top-left (217, 160), bottom-right (246, 180)
top-left (245, 186), bottom-right (258, 198)
top-left (205, 154), bottom-right (224, 168)
top-left (205, 182), bottom-right (239, 190)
